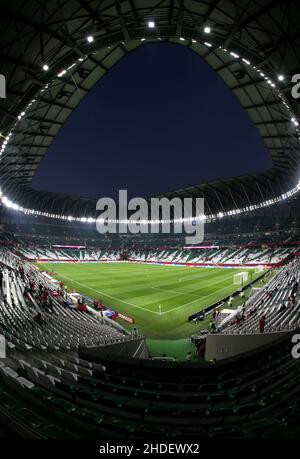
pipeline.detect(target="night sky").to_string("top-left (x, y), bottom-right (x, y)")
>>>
top-left (32, 43), bottom-right (272, 201)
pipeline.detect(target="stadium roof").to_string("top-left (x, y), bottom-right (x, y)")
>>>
top-left (0, 0), bottom-right (300, 220)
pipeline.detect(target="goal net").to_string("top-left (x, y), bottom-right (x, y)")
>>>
top-left (233, 272), bottom-right (249, 286)
top-left (255, 265), bottom-right (264, 273)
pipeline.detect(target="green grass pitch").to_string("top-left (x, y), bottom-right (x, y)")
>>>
top-left (37, 262), bottom-right (260, 339)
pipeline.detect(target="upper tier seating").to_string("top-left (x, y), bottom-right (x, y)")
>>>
top-left (128, 247), bottom-right (293, 266)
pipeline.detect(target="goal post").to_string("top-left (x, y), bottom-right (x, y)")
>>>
top-left (233, 272), bottom-right (249, 286)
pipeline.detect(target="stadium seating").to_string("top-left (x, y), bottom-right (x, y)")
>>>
top-left (0, 222), bottom-right (300, 438)
top-left (0, 330), bottom-right (300, 439)
top-left (128, 247), bottom-right (292, 266)
top-left (0, 252), bottom-right (136, 354)
top-left (220, 258), bottom-right (300, 334)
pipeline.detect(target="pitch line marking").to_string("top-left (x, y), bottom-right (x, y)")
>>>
top-left (57, 272), bottom-right (238, 316)
top-left (147, 269), bottom-right (225, 289)
top-left (150, 286), bottom-right (199, 298)
top-left (152, 271), bottom-right (234, 294)
top-left (57, 274), bottom-right (160, 315)
top-left (160, 283), bottom-right (234, 315)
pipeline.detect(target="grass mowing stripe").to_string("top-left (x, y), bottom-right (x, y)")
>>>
top-left (150, 286), bottom-right (199, 298)
top-left (57, 273), bottom-right (160, 315)
top-left (37, 262), bottom-right (259, 339)
top-left (161, 283), bottom-right (236, 314)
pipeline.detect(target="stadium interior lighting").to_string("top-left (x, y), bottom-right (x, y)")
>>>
top-left (2, 34), bottom-right (300, 225)
top-left (242, 58), bottom-right (251, 65)
top-left (148, 21), bottom-right (155, 28)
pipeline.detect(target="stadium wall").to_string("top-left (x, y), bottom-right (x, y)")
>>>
top-left (79, 337), bottom-right (148, 360)
top-left (205, 330), bottom-right (294, 361)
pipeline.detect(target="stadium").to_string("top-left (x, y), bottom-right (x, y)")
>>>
top-left (0, 0), bottom-right (300, 442)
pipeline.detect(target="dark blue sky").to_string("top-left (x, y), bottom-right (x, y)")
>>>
top-left (32, 43), bottom-right (272, 200)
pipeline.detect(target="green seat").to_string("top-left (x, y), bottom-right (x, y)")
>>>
top-left (51, 398), bottom-right (76, 413)
top-left (32, 387), bottom-right (54, 400)
top-left (41, 424), bottom-right (78, 439)
top-left (106, 416), bottom-right (137, 432)
top-left (14, 408), bottom-right (44, 429)
top-left (74, 407), bottom-right (104, 424)
top-left (242, 417), bottom-right (279, 434)
top-left (0, 391), bottom-right (18, 410)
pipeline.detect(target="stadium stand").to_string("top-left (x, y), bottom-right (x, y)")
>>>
top-left (0, 219), bottom-right (300, 438)
top-left (0, 326), bottom-right (300, 439)
top-left (220, 258), bottom-right (300, 334)
top-left (0, 252), bottom-right (139, 353)
top-left (1, 0), bottom-right (300, 440)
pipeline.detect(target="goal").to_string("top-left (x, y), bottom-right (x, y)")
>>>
top-left (233, 272), bottom-right (249, 286)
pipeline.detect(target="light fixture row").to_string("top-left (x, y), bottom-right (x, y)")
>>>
top-left (1, 26), bottom-right (299, 224)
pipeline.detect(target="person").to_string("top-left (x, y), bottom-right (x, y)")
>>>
top-left (185, 351), bottom-right (192, 362)
top-left (77, 302), bottom-right (88, 312)
top-left (259, 315), bottom-right (266, 333)
top-left (209, 321), bottom-right (216, 333)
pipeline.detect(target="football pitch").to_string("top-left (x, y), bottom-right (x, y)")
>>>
top-left (37, 262), bottom-right (260, 339)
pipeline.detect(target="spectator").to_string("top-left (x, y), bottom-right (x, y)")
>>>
top-left (209, 321), bottom-right (216, 333)
top-left (77, 302), bottom-right (88, 312)
top-left (259, 315), bottom-right (266, 333)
